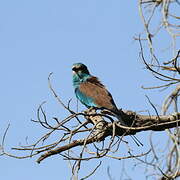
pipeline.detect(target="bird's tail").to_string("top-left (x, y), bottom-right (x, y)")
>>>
top-left (129, 134), bottom-right (143, 146)
top-left (113, 111), bottom-right (143, 147)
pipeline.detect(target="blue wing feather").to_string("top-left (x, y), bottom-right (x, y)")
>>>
top-left (75, 88), bottom-right (97, 108)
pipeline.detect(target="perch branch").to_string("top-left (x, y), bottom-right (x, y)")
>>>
top-left (36, 110), bottom-right (180, 163)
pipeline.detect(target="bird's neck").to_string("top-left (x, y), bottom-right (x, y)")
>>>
top-left (72, 73), bottom-right (91, 88)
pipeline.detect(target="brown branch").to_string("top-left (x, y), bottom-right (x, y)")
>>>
top-left (36, 136), bottom-right (97, 163)
top-left (36, 110), bottom-right (180, 164)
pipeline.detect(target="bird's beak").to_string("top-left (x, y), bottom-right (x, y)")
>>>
top-left (72, 70), bottom-right (76, 74)
top-left (72, 67), bottom-right (77, 74)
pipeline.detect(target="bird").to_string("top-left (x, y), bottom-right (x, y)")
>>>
top-left (72, 63), bottom-right (119, 114)
top-left (72, 63), bottom-right (143, 146)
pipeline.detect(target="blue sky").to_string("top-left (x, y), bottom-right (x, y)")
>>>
top-left (0, 0), bottom-right (179, 179)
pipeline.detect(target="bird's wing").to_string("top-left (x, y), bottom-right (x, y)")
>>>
top-left (79, 76), bottom-right (118, 111)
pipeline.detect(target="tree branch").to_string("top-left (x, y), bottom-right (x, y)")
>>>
top-left (36, 110), bottom-right (180, 164)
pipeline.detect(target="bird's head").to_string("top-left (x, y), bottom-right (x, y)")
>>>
top-left (72, 63), bottom-right (90, 75)
top-left (72, 63), bottom-right (91, 86)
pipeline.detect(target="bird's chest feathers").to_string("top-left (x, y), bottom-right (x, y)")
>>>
top-left (72, 73), bottom-right (90, 88)
top-left (75, 86), bottom-right (97, 108)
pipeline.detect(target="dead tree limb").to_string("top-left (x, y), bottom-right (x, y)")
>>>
top-left (36, 110), bottom-right (180, 164)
